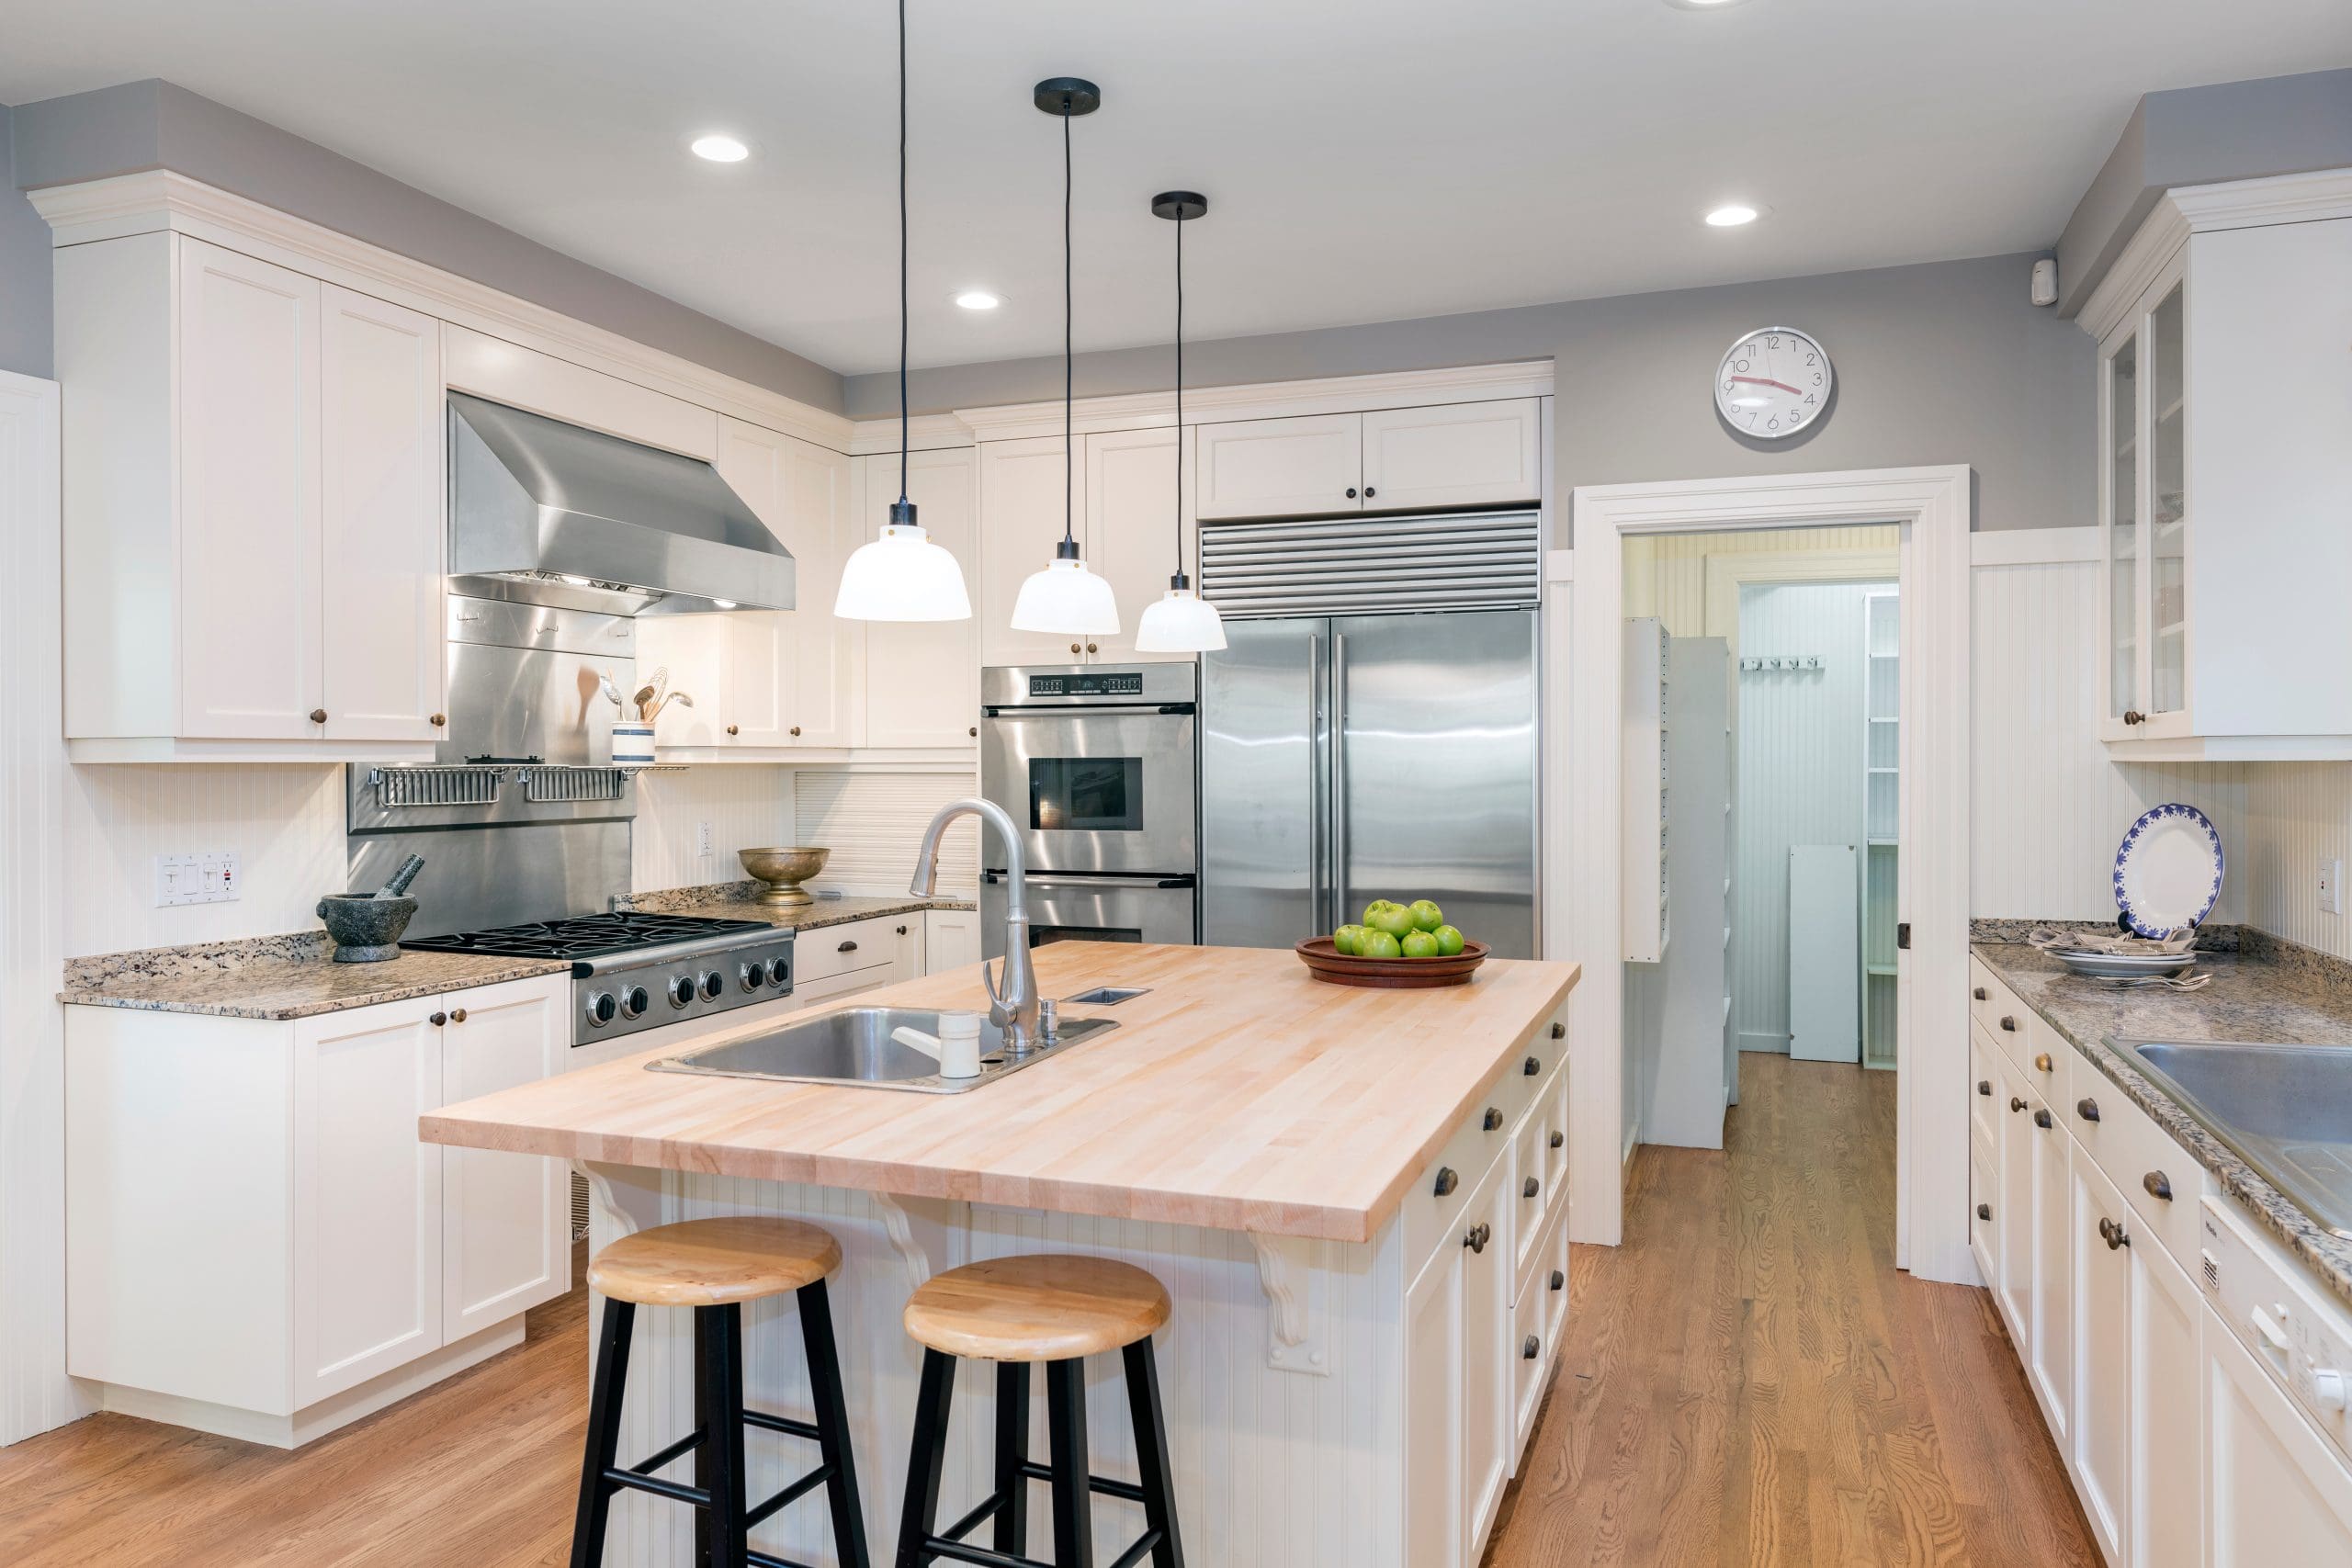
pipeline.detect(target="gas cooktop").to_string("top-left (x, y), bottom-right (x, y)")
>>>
top-left (401, 911), bottom-right (767, 961)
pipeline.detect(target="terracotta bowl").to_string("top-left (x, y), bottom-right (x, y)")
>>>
top-left (739, 846), bottom-right (830, 907)
top-left (1294, 936), bottom-right (1489, 988)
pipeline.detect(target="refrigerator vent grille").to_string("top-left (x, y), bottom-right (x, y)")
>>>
top-left (1200, 510), bottom-right (1541, 618)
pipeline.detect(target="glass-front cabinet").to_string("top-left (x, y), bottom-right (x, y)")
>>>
top-left (2098, 252), bottom-right (2189, 743)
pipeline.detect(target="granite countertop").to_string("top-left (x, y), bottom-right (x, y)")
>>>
top-left (616, 881), bottom-right (977, 931)
top-left (1972, 930), bottom-right (2352, 1306)
top-left (60, 933), bottom-right (571, 1021)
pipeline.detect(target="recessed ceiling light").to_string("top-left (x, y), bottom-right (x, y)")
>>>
top-left (955, 290), bottom-right (1003, 310)
top-left (690, 134), bottom-right (751, 164)
top-left (1703, 203), bottom-right (1761, 227)
top-left (1667, 0), bottom-right (1753, 9)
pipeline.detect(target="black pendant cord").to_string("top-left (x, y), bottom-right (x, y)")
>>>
top-left (895, 0), bottom-right (910, 520)
top-left (1172, 209), bottom-right (1185, 585)
top-left (1061, 98), bottom-right (1076, 557)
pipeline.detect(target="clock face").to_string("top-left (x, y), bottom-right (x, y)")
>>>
top-left (1715, 326), bottom-right (1832, 438)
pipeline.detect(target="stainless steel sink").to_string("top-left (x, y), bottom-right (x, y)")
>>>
top-left (647, 1006), bottom-right (1118, 1094)
top-left (2123, 1040), bottom-right (2352, 1238)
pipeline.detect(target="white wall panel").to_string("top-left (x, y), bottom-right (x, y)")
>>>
top-left (2241, 763), bottom-right (2352, 958)
top-left (794, 770), bottom-right (980, 896)
top-left (1623, 525), bottom-right (1901, 636)
top-left (631, 766), bottom-right (795, 893)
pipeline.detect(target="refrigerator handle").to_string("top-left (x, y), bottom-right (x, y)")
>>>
top-left (1331, 630), bottom-right (1349, 927)
top-left (1306, 631), bottom-right (1323, 934)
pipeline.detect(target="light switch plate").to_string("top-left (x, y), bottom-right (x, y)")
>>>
top-left (2322, 858), bottom-right (2343, 916)
top-left (155, 851), bottom-right (240, 907)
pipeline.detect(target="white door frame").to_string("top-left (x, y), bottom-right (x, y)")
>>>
top-left (1565, 465), bottom-right (1972, 1284)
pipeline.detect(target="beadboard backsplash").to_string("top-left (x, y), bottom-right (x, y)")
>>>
top-left (631, 766), bottom-right (796, 893)
top-left (795, 769), bottom-right (979, 896)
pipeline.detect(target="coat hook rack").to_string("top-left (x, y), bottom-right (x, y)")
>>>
top-left (1738, 654), bottom-right (1826, 672)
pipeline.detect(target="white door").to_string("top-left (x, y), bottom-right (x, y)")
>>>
top-left (177, 237), bottom-right (323, 739)
top-left (2205, 1313), bottom-right (2352, 1566)
top-left (1084, 426), bottom-right (1192, 663)
top-left (724, 613), bottom-right (797, 747)
top-left (2030, 1096), bottom-right (2075, 1441)
top-left (2133, 1225), bottom-right (2203, 1568)
top-left (440, 978), bottom-right (569, 1339)
top-left (862, 446), bottom-right (982, 746)
top-left (2072, 1155), bottom-right (2133, 1564)
top-left (980, 435), bottom-right (1091, 668)
top-left (777, 432), bottom-right (860, 747)
top-left (1403, 1233), bottom-right (1465, 1568)
top-left (1462, 1163), bottom-right (1512, 1562)
top-left (320, 284), bottom-right (445, 744)
top-left (1787, 844), bottom-right (1860, 1062)
top-left (924, 909), bottom-right (982, 974)
top-left (1360, 400), bottom-right (1541, 513)
top-left (292, 998), bottom-right (443, 1402)
top-left (1193, 412), bottom-right (1361, 521)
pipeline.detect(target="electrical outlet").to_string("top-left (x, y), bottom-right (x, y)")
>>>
top-left (696, 820), bottom-right (715, 858)
top-left (2323, 858), bottom-right (2343, 916)
top-left (155, 851), bottom-right (241, 907)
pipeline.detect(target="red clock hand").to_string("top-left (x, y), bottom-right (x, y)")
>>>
top-left (1730, 374), bottom-right (1804, 396)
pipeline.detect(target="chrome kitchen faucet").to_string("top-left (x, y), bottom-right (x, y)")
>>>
top-left (911, 798), bottom-right (1039, 1055)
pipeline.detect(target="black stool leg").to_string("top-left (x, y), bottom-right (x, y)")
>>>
top-left (797, 1280), bottom-right (872, 1568)
top-left (571, 1297), bottom-right (636, 1568)
top-left (894, 1348), bottom-right (956, 1568)
top-left (1045, 1359), bottom-right (1095, 1568)
top-left (992, 1362), bottom-right (1031, 1555)
top-left (699, 1304), bottom-right (751, 1568)
top-left (1121, 1340), bottom-right (1184, 1568)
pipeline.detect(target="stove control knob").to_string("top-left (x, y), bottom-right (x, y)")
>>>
top-left (739, 961), bottom-right (768, 994)
top-left (582, 991), bottom-right (618, 1029)
top-left (618, 985), bottom-right (650, 1020)
top-left (763, 956), bottom-right (791, 987)
top-left (699, 970), bottom-right (725, 1001)
top-left (666, 974), bottom-right (695, 1009)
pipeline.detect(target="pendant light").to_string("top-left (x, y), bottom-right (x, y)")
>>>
top-left (1009, 77), bottom-right (1120, 640)
top-left (835, 0), bottom-right (972, 622)
top-left (1134, 190), bottom-right (1226, 653)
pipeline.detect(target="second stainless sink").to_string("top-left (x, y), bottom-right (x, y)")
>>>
top-left (647, 1006), bottom-right (1118, 1094)
top-left (2123, 1040), bottom-right (2352, 1238)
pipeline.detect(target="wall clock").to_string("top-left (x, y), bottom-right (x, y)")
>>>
top-left (1715, 326), bottom-right (1832, 438)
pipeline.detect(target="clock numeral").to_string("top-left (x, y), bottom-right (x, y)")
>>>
top-left (1804, 353), bottom-right (1818, 366)
top-left (1767, 334), bottom-right (1780, 347)
top-left (1767, 416), bottom-right (1781, 431)
top-left (1734, 358), bottom-right (1749, 372)
top-left (1813, 374), bottom-right (1824, 386)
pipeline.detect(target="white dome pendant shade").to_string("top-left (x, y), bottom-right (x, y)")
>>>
top-left (1132, 188), bottom-right (1226, 653)
top-left (832, 0), bottom-right (973, 625)
top-left (1012, 545), bottom-right (1121, 635)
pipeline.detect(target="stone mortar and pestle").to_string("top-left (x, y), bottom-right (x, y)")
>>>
top-left (317, 854), bottom-right (425, 963)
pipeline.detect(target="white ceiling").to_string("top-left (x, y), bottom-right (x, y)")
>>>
top-left (4, 0), bottom-right (2346, 377)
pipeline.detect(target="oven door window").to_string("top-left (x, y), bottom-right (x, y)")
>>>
top-left (1029, 758), bottom-right (1144, 833)
top-left (1030, 924), bottom-right (1142, 946)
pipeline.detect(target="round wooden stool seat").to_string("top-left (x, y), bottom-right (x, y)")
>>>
top-left (903, 1254), bottom-right (1170, 1363)
top-left (587, 1216), bottom-right (841, 1307)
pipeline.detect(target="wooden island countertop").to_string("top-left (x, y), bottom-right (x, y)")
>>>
top-left (421, 942), bottom-right (1580, 1243)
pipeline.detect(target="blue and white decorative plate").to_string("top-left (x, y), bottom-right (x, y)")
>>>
top-left (2113, 802), bottom-right (2223, 939)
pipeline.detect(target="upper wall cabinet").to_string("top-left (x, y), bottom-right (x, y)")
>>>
top-left (858, 446), bottom-right (982, 747)
top-left (2086, 175), bottom-right (2352, 757)
top-left (57, 234), bottom-right (446, 761)
top-left (1194, 400), bottom-right (1541, 521)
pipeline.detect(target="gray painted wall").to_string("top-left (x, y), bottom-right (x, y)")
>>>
top-left (850, 251), bottom-right (2091, 533)
top-left (0, 105), bottom-right (55, 379)
top-left (10, 81), bottom-right (843, 412)
top-left (2057, 69), bottom-right (2352, 316)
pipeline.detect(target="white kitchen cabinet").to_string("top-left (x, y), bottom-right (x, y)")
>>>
top-left (2132, 1213), bottom-right (2203, 1568)
top-left (1194, 400), bottom-right (1540, 522)
top-left (55, 233), bottom-right (446, 760)
top-left (2086, 190), bottom-right (2352, 756)
top-left (1085, 426), bottom-right (1196, 664)
top-left (2071, 1154), bottom-right (2134, 1563)
top-left (2205, 1312), bottom-right (2352, 1566)
top-left (1403, 1156), bottom-right (1511, 1568)
top-left (923, 909), bottom-right (983, 975)
top-left (65, 973), bottom-right (571, 1447)
top-left (1996, 1054), bottom-right (2035, 1340)
top-left (1461, 1162), bottom-right (1512, 1561)
top-left (861, 446), bottom-right (982, 747)
top-left (979, 434), bottom-right (1098, 668)
top-left (636, 612), bottom-right (729, 747)
top-left (2030, 1086), bottom-right (2075, 1442)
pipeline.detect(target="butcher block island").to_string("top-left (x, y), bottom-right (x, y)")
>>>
top-left (424, 941), bottom-right (1580, 1568)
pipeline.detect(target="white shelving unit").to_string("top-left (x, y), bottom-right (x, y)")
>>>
top-left (1622, 618), bottom-right (1669, 963)
top-left (1861, 589), bottom-right (1900, 1070)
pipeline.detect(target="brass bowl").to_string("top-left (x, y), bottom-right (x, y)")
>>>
top-left (738, 846), bottom-right (830, 907)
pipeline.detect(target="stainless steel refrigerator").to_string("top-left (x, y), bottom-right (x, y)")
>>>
top-left (1200, 609), bottom-right (1539, 958)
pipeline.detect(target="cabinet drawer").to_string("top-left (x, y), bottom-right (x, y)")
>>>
top-left (1972, 1125), bottom-right (1999, 1280)
top-left (1405, 1093), bottom-right (1515, 1282)
top-left (1972, 1025), bottom-right (2001, 1150)
top-left (2070, 1064), bottom-right (2214, 1267)
top-left (1508, 1014), bottom-right (1569, 1132)
top-left (796, 917), bottom-right (899, 983)
top-left (1541, 1207), bottom-right (1569, 1352)
top-left (1544, 1066), bottom-right (1570, 1202)
top-left (1511, 1103), bottom-right (1552, 1302)
top-left (1511, 1260), bottom-right (1547, 1451)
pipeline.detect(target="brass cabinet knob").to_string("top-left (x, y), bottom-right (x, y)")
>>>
top-left (1464, 1223), bottom-right (1490, 1254)
top-left (896, 924), bottom-right (908, 935)
top-left (429, 713), bottom-right (446, 727)
top-left (1345, 487), bottom-right (1358, 500)
top-left (838, 940), bottom-right (858, 953)
top-left (1521, 1334), bottom-right (1539, 1359)
top-left (968, 726), bottom-right (978, 738)
top-left (450, 1008), bottom-right (468, 1023)
top-left (1432, 1166), bottom-right (1458, 1197)
top-left (1070, 643), bottom-right (1082, 655)
top-left (2123, 709), bottom-right (2146, 726)
top-left (428, 1010), bottom-right (447, 1027)
top-left (310, 708), bottom-right (327, 724)
top-left (727, 724), bottom-right (740, 736)
top-left (2098, 1216), bottom-right (2132, 1250)
top-left (1973, 986), bottom-right (1988, 1000)
top-left (1550, 1269), bottom-right (1565, 1292)
top-left (1482, 1107), bottom-right (1502, 1132)
top-left (2143, 1170), bottom-right (2173, 1201)
top-left (1364, 486), bottom-right (1377, 500)
top-left (2035, 1053), bottom-right (2053, 1073)
top-left (1999, 1016), bottom-right (2018, 1032)
top-left (2010, 1097), bottom-right (2027, 1112)
top-left (1549, 1130), bottom-right (1564, 1149)
top-left (2033, 1108), bottom-right (2053, 1129)
top-left (1085, 642), bottom-right (1098, 654)
top-left (1978, 1079), bottom-right (1992, 1096)
top-left (790, 726), bottom-right (801, 737)
top-left (1522, 1176), bottom-right (1540, 1200)
top-left (1523, 1055), bottom-right (1540, 1076)
top-left (1550, 1021), bottom-right (1566, 1040)
top-left (1978, 1202), bottom-right (1994, 1221)
top-left (2076, 1098), bottom-right (2100, 1122)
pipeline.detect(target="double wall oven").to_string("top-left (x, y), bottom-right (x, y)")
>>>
top-left (977, 664), bottom-right (1199, 956)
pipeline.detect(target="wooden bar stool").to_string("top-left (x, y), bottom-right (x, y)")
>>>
top-left (572, 1216), bottom-right (870, 1568)
top-left (894, 1255), bottom-right (1183, 1568)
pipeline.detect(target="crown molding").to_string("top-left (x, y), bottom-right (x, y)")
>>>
top-left (28, 170), bottom-right (858, 453)
top-left (845, 412), bottom-right (975, 457)
top-left (2076, 165), bottom-right (2352, 344)
top-left (950, 359), bottom-right (1555, 442)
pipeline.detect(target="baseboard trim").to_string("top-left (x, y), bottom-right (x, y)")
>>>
top-left (1737, 1030), bottom-right (1789, 1055)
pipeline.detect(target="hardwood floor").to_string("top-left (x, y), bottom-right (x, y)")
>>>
top-left (0, 1056), bottom-right (2092, 1567)
top-left (1486, 1053), bottom-right (2098, 1568)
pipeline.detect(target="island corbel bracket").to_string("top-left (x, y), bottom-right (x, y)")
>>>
top-left (1250, 1233), bottom-right (1332, 1377)
top-left (870, 1192), bottom-right (938, 1292)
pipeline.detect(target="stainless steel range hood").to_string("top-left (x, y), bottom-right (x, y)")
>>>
top-left (447, 391), bottom-right (793, 615)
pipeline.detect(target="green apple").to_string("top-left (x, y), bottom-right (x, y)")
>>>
top-left (1360, 928), bottom-right (1404, 959)
top-left (1363, 902), bottom-right (1418, 939)
top-left (1400, 930), bottom-right (1440, 958)
top-left (1332, 924), bottom-right (1364, 955)
top-left (1408, 898), bottom-right (1444, 932)
top-left (1432, 924), bottom-right (1465, 956)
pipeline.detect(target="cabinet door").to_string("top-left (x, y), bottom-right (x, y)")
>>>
top-left (2133, 1224), bottom-right (2202, 1568)
top-left (1462, 1164), bottom-right (1512, 1562)
top-left (440, 979), bottom-right (568, 1340)
top-left (177, 237), bottom-right (323, 739)
top-left (2072, 1155), bottom-right (2132, 1564)
top-left (1193, 413), bottom-right (1361, 521)
top-left (1996, 1057), bottom-right (2034, 1338)
top-left (777, 433), bottom-right (861, 747)
top-left (1403, 1236), bottom-right (1465, 1568)
top-left (635, 613), bottom-right (729, 747)
top-left (924, 909), bottom-right (982, 974)
top-left (320, 285), bottom-right (445, 744)
top-left (2144, 280), bottom-right (2188, 726)
top-left (1360, 400), bottom-right (1540, 513)
top-left (889, 915), bottom-right (924, 976)
top-left (2030, 1092), bottom-right (2075, 1441)
top-left (707, 420), bottom-right (802, 748)
top-left (292, 998), bottom-right (442, 1402)
top-left (2205, 1311), bottom-right (2352, 1567)
top-left (2099, 321), bottom-right (2143, 739)
top-left (980, 436), bottom-right (1091, 667)
top-left (863, 446), bottom-right (982, 746)
top-left (1084, 427), bottom-right (1193, 663)
top-left (722, 613), bottom-right (797, 747)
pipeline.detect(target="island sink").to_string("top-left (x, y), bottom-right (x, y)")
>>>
top-left (646, 1005), bottom-right (1118, 1094)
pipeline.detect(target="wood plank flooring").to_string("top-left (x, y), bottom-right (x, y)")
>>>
top-left (0, 1054), bottom-right (2093, 1566)
top-left (1485, 1053), bottom-right (2098, 1568)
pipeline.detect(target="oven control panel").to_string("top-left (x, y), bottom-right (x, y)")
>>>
top-left (572, 932), bottom-right (796, 1047)
top-left (1028, 671), bottom-right (1145, 698)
